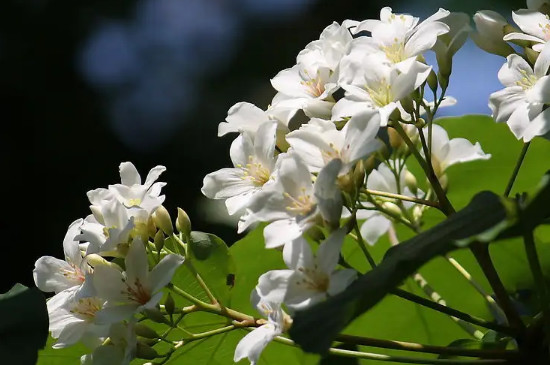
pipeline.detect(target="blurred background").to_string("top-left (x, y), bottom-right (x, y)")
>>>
top-left (1, 0), bottom-right (522, 292)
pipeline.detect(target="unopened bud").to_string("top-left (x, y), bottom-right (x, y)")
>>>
top-left (404, 170), bottom-right (418, 195)
top-left (353, 160), bottom-right (366, 187)
top-left (136, 342), bottom-right (159, 360)
top-left (306, 226), bottom-right (326, 242)
top-left (388, 127), bottom-right (404, 151)
top-left (337, 172), bottom-right (354, 194)
top-left (147, 216), bottom-right (157, 238)
top-left (400, 96), bottom-right (415, 116)
top-left (153, 231), bottom-right (164, 252)
top-left (381, 202), bottom-right (403, 217)
top-left (427, 70), bottom-right (438, 93)
top-left (176, 208), bottom-right (192, 238)
top-left (164, 293), bottom-right (175, 316)
top-left (412, 205), bottom-right (424, 222)
top-left (143, 308), bottom-right (170, 325)
top-left (471, 11), bottom-right (515, 58)
top-left (153, 205), bottom-right (173, 236)
top-left (134, 323), bottom-right (159, 339)
top-left (84, 254), bottom-right (122, 271)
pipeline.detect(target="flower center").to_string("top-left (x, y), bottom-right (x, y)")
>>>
top-left (70, 297), bottom-right (103, 321)
top-left (61, 263), bottom-right (86, 284)
top-left (301, 76), bottom-right (326, 98)
top-left (380, 38), bottom-right (405, 64)
top-left (127, 198), bottom-right (142, 207)
top-left (296, 265), bottom-right (329, 292)
top-left (366, 79), bottom-right (393, 107)
top-left (284, 188), bottom-right (314, 216)
top-left (239, 156), bottom-right (271, 187)
top-left (515, 69), bottom-right (538, 91)
top-left (321, 143), bottom-right (341, 164)
top-left (122, 277), bottom-right (151, 305)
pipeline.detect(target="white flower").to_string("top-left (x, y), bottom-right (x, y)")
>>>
top-left (352, 7), bottom-right (450, 64)
top-left (47, 281), bottom-right (108, 349)
top-left (234, 289), bottom-right (289, 365)
top-left (202, 122), bottom-right (278, 216)
top-left (255, 228), bottom-right (356, 311)
top-left (93, 238), bottom-right (184, 323)
top-left (81, 321), bottom-right (137, 365)
top-left (471, 10), bottom-right (515, 57)
top-left (503, 10), bottom-right (550, 52)
top-left (285, 110), bottom-right (382, 173)
top-left (271, 63), bottom-right (338, 119)
top-left (489, 42), bottom-right (550, 141)
top-left (239, 153), bottom-right (342, 248)
top-left (424, 124), bottom-right (491, 176)
top-left (78, 199), bottom-right (139, 256)
top-left (108, 162), bottom-right (166, 214)
top-left (297, 20), bottom-right (358, 72)
top-left (334, 53), bottom-right (431, 126)
top-left (217, 102), bottom-right (295, 139)
top-left (34, 219), bottom-right (87, 293)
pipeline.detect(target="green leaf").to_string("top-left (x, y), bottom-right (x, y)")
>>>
top-left (187, 231), bottom-right (236, 306)
top-left (37, 337), bottom-right (89, 365)
top-left (289, 191), bottom-right (511, 354)
top-left (0, 283), bottom-right (49, 365)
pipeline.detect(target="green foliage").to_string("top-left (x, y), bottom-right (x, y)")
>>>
top-left (0, 283), bottom-right (49, 365)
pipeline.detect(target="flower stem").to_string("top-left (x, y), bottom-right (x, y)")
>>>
top-left (362, 188), bottom-right (441, 209)
top-left (522, 226), bottom-right (550, 340)
top-left (445, 255), bottom-right (508, 324)
top-left (268, 333), bottom-right (510, 364)
top-left (504, 142), bottom-right (531, 197)
top-left (390, 121), bottom-right (455, 216)
top-left (335, 333), bottom-right (519, 359)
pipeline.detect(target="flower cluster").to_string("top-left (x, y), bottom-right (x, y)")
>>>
top-left (201, 6), bottom-right (505, 364)
top-left (474, 1), bottom-right (550, 141)
top-left (33, 162), bottom-right (184, 364)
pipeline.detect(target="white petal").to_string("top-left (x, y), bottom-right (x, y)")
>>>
top-left (442, 139), bottom-right (491, 170)
top-left (342, 110), bottom-right (382, 164)
top-left (522, 108), bottom-right (550, 142)
top-left (234, 325), bottom-right (278, 364)
top-left (92, 265), bottom-right (126, 302)
top-left (314, 158), bottom-right (343, 225)
top-left (148, 254), bottom-right (185, 293)
top-left (125, 239), bottom-right (149, 285)
top-left (34, 256), bottom-right (81, 293)
top-left (534, 42), bottom-right (550, 79)
top-left (118, 162), bottom-right (141, 186)
top-left (498, 55), bottom-right (534, 87)
top-left (360, 215), bottom-right (392, 245)
top-left (316, 228), bottom-right (346, 274)
top-left (264, 219), bottom-right (304, 248)
top-left (327, 269), bottom-right (357, 296)
top-left (95, 304), bottom-right (138, 325)
top-left (143, 166), bottom-right (166, 189)
top-left (283, 236), bottom-right (315, 270)
top-left (256, 270), bottom-right (294, 304)
top-left (219, 102), bottom-right (266, 136)
top-left (201, 168), bottom-right (255, 200)
top-left (63, 219), bottom-right (84, 266)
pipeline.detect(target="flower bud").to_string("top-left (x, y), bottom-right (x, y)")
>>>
top-left (388, 127), bottom-right (404, 152)
top-left (471, 11), bottom-right (515, 57)
top-left (135, 323), bottom-right (160, 339)
top-left (176, 207), bottom-right (192, 238)
top-left (153, 230), bottom-right (164, 252)
top-left (164, 293), bottom-right (175, 316)
top-left (136, 342), bottom-right (159, 360)
top-left (381, 202), bottom-right (403, 217)
top-left (84, 254), bottom-right (123, 271)
top-left (353, 160), bottom-right (366, 187)
top-left (427, 70), bottom-right (438, 94)
top-left (153, 205), bottom-right (173, 236)
top-left (404, 170), bottom-right (418, 195)
top-left (399, 95), bottom-right (415, 116)
top-left (143, 308), bottom-right (170, 325)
